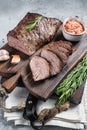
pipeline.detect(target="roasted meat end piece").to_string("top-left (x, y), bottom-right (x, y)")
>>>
top-left (30, 56), bottom-right (50, 81)
top-left (7, 12), bottom-right (62, 56)
top-left (41, 49), bottom-right (63, 76)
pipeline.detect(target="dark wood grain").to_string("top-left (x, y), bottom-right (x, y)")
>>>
top-left (0, 32), bottom-right (87, 100)
top-left (22, 34), bottom-right (87, 100)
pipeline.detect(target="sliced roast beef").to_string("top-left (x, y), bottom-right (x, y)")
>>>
top-left (30, 56), bottom-right (50, 81)
top-left (44, 42), bottom-right (70, 56)
top-left (7, 13), bottom-right (62, 56)
top-left (56, 40), bottom-right (72, 54)
top-left (43, 43), bottom-right (68, 64)
top-left (41, 49), bottom-right (63, 76)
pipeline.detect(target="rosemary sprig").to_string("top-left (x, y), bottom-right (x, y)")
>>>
top-left (26, 16), bottom-right (42, 31)
top-left (55, 54), bottom-right (87, 105)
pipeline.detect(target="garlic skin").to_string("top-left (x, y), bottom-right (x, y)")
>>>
top-left (0, 49), bottom-right (10, 61)
top-left (0, 49), bottom-right (9, 56)
top-left (0, 55), bottom-right (10, 61)
top-left (11, 55), bottom-right (21, 64)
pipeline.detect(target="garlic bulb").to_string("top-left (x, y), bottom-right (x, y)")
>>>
top-left (0, 49), bottom-right (10, 61)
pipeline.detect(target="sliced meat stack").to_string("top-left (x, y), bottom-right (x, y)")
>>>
top-left (56, 40), bottom-right (72, 54)
top-left (7, 12), bottom-right (61, 56)
top-left (30, 40), bottom-right (72, 81)
top-left (43, 42), bottom-right (69, 64)
top-left (41, 49), bottom-right (63, 76)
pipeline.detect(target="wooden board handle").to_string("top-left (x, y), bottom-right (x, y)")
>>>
top-left (2, 73), bottom-right (20, 92)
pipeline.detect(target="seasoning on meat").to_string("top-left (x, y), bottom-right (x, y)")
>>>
top-left (7, 13), bottom-right (62, 56)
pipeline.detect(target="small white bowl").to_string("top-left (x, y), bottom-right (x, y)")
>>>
top-left (62, 17), bottom-right (86, 42)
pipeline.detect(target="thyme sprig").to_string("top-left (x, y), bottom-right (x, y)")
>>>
top-left (55, 54), bottom-right (87, 105)
top-left (26, 16), bottom-right (42, 31)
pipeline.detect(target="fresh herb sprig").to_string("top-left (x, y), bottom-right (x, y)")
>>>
top-left (55, 54), bottom-right (87, 105)
top-left (26, 16), bottom-right (42, 31)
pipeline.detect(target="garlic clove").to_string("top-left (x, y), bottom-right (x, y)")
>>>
top-left (0, 55), bottom-right (10, 61)
top-left (11, 55), bottom-right (21, 64)
top-left (0, 49), bottom-right (9, 56)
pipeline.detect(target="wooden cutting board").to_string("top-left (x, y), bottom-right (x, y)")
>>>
top-left (0, 32), bottom-right (87, 100)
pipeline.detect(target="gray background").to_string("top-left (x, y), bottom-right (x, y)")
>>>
top-left (0, 0), bottom-right (87, 130)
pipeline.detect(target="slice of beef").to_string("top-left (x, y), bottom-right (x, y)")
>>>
top-left (56, 40), bottom-right (72, 54)
top-left (45, 42), bottom-right (70, 56)
top-left (41, 49), bottom-right (63, 76)
top-left (7, 12), bottom-right (62, 56)
top-left (30, 56), bottom-right (50, 81)
top-left (43, 42), bottom-right (68, 64)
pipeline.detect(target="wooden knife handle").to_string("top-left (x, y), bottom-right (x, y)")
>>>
top-left (2, 73), bottom-right (20, 92)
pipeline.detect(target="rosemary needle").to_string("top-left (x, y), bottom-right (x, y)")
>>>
top-left (55, 54), bottom-right (87, 105)
top-left (26, 16), bottom-right (42, 31)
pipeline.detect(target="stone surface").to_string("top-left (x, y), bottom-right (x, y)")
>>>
top-left (0, 0), bottom-right (87, 130)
